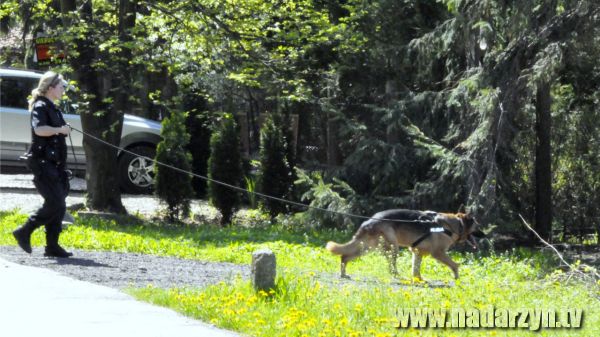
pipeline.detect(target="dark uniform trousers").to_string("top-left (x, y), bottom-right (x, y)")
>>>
top-left (28, 161), bottom-right (69, 236)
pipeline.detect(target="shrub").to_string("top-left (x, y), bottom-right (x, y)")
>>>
top-left (208, 115), bottom-right (243, 225)
top-left (154, 111), bottom-right (194, 221)
top-left (294, 169), bottom-right (358, 229)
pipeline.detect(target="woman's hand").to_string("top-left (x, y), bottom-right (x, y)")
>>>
top-left (59, 125), bottom-right (71, 136)
top-left (33, 125), bottom-right (71, 137)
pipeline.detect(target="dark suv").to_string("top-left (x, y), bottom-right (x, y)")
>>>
top-left (0, 68), bottom-right (161, 194)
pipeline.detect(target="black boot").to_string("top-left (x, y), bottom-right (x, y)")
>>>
top-left (44, 228), bottom-right (73, 258)
top-left (12, 221), bottom-right (37, 254)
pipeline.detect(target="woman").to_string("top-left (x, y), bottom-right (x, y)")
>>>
top-left (12, 71), bottom-right (73, 258)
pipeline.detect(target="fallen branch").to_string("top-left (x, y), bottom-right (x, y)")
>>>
top-left (518, 214), bottom-right (600, 281)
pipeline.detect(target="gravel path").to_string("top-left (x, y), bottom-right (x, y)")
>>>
top-left (0, 246), bottom-right (250, 289)
top-left (0, 173), bottom-right (247, 290)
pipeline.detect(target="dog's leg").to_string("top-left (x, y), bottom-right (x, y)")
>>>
top-left (337, 240), bottom-right (367, 279)
top-left (389, 247), bottom-right (398, 276)
top-left (432, 252), bottom-right (459, 279)
top-left (340, 256), bottom-right (351, 279)
top-left (381, 229), bottom-right (399, 277)
top-left (411, 252), bottom-right (423, 280)
top-left (381, 243), bottom-right (399, 276)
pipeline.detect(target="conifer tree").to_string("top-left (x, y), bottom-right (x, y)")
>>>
top-left (154, 111), bottom-right (194, 221)
top-left (257, 114), bottom-right (293, 218)
top-left (183, 90), bottom-right (212, 198)
top-left (208, 116), bottom-right (243, 225)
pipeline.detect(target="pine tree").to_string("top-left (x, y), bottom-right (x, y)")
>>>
top-left (208, 116), bottom-right (243, 225)
top-left (257, 114), bottom-right (293, 218)
top-left (154, 111), bottom-right (194, 221)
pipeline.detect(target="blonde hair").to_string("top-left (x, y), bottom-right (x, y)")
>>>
top-left (28, 71), bottom-right (64, 110)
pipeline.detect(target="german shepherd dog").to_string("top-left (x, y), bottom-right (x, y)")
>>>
top-left (326, 209), bottom-right (483, 280)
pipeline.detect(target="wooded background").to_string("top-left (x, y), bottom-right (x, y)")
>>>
top-left (2, 0), bottom-right (599, 243)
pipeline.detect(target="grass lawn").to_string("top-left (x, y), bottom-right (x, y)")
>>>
top-left (1, 210), bottom-right (598, 336)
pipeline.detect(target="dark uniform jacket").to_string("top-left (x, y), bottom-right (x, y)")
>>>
top-left (29, 97), bottom-right (68, 172)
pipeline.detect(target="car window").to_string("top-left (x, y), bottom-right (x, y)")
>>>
top-left (0, 76), bottom-right (39, 109)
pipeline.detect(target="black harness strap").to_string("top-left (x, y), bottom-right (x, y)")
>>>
top-left (410, 228), bottom-right (454, 248)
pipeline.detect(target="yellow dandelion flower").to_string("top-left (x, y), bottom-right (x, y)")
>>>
top-left (349, 330), bottom-right (363, 337)
top-left (374, 332), bottom-right (392, 337)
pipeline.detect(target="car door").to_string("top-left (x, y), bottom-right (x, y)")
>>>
top-left (0, 75), bottom-right (39, 165)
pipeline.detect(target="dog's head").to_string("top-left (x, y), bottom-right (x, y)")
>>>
top-left (436, 212), bottom-right (485, 249)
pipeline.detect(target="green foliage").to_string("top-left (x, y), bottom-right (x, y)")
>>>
top-left (552, 84), bottom-right (600, 240)
top-left (244, 175), bottom-right (258, 209)
top-left (257, 114), bottom-right (294, 218)
top-left (154, 111), bottom-right (194, 221)
top-left (294, 169), bottom-right (359, 229)
top-left (208, 115), bottom-right (243, 225)
top-left (5, 0), bottom-right (600, 241)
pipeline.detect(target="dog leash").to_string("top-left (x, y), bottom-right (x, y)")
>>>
top-left (67, 129), bottom-right (78, 180)
top-left (69, 125), bottom-right (438, 224)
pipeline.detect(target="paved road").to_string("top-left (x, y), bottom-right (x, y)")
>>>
top-left (0, 256), bottom-right (242, 337)
top-left (0, 173), bottom-right (243, 337)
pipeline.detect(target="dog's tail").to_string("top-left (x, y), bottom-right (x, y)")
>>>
top-left (326, 238), bottom-right (362, 256)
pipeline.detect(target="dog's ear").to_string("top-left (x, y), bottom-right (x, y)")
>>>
top-left (461, 213), bottom-right (475, 227)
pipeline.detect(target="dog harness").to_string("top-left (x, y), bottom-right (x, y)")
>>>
top-left (410, 226), bottom-right (455, 248)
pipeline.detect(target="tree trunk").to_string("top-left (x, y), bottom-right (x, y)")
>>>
top-left (61, 0), bottom-right (126, 213)
top-left (534, 81), bottom-right (552, 241)
top-left (532, 1), bottom-right (556, 242)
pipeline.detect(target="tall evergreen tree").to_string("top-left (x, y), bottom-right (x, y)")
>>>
top-left (208, 116), bottom-right (243, 226)
top-left (154, 111), bottom-right (194, 221)
top-left (258, 114), bottom-right (293, 218)
top-left (182, 90), bottom-right (212, 198)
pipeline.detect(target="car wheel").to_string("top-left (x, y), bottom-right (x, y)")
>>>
top-left (118, 145), bottom-right (156, 194)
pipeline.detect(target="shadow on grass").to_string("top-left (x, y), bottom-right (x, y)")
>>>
top-left (75, 213), bottom-right (351, 249)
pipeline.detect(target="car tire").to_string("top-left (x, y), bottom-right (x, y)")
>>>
top-left (118, 145), bottom-right (156, 194)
